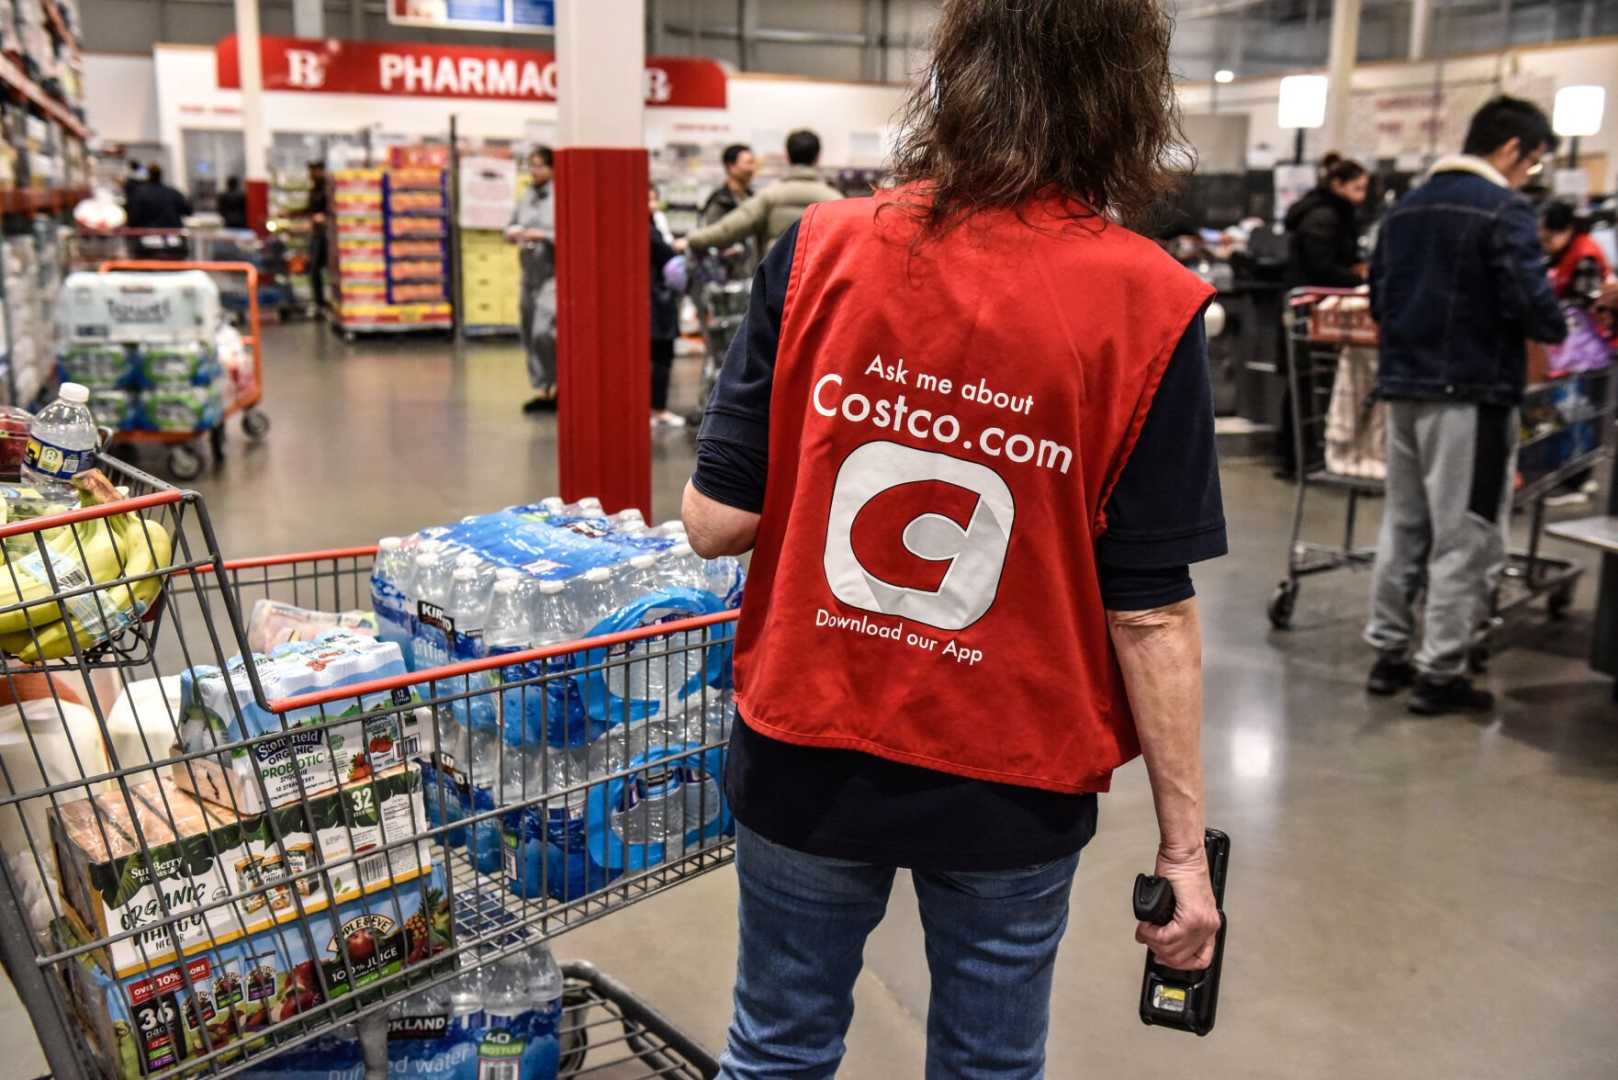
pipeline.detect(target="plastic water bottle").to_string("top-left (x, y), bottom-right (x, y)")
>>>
top-left (487, 578), bottom-right (533, 747)
top-left (589, 718), bottom-right (673, 778)
top-left (372, 537), bottom-right (417, 664)
top-left (482, 950), bottom-right (527, 1027)
top-left (704, 555), bottom-right (744, 605)
top-left (447, 958), bottom-right (484, 1029)
top-left (654, 520), bottom-right (688, 539)
top-left (619, 554), bottom-right (659, 598)
top-left (610, 508), bottom-right (646, 532)
top-left (567, 567), bottom-right (621, 638)
top-left (412, 550), bottom-right (455, 669)
top-left (657, 542), bottom-right (707, 590)
top-left (528, 941), bottom-right (564, 1042)
top-left (446, 565), bottom-right (496, 735)
top-left (612, 752), bottom-right (721, 846)
top-left (22, 382), bottom-right (98, 513)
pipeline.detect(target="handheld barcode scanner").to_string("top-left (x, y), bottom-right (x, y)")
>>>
top-left (1134, 828), bottom-right (1229, 1036)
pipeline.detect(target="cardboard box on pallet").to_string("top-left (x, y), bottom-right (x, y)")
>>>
top-left (49, 767), bottom-right (433, 980)
top-left (55, 864), bottom-right (451, 1079)
top-left (171, 629), bottom-right (432, 815)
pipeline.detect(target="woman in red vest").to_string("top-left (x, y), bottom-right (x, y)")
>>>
top-left (683, 1), bottom-right (1224, 1073)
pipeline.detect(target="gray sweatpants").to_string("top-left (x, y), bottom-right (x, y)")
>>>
top-left (519, 275), bottom-right (557, 391)
top-left (1364, 400), bottom-right (1517, 679)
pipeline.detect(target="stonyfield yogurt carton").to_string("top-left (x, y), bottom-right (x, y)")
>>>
top-left (50, 768), bottom-right (433, 981)
top-left (55, 865), bottom-right (451, 1079)
top-left (172, 629), bottom-right (431, 815)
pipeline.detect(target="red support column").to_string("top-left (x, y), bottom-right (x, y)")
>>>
top-left (554, 147), bottom-right (651, 516)
top-left (245, 179), bottom-right (269, 234)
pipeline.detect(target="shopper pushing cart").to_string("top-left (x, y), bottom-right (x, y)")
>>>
top-left (1363, 96), bottom-right (1570, 715)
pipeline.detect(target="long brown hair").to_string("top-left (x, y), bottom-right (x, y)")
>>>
top-left (886, 0), bottom-right (1186, 234)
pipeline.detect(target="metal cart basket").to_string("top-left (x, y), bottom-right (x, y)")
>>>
top-left (1270, 287), bottom-right (1617, 662)
top-left (0, 484), bottom-right (734, 1078)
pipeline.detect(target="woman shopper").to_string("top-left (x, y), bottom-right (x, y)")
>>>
top-left (1277, 153), bottom-right (1370, 474)
top-left (681, 1), bottom-right (1225, 1076)
top-left (1285, 153), bottom-right (1370, 287)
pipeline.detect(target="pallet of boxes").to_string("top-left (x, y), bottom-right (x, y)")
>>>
top-left (46, 629), bottom-right (451, 1077)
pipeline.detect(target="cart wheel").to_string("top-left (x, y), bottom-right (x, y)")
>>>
top-left (1267, 580), bottom-right (1299, 630)
top-left (1547, 585), bottom-right (1574, 620)
top-left (167, 444), bottom-right (204, 481)
top-left (557, 985), bottom-right (590, 1072)
top-left (242, 409), bottom-right (271, 442)
top-left (1469, 643), bottom-right (1491, 675)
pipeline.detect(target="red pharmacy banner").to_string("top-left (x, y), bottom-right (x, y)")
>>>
top-left (216, 35), bottom-right (727, 109)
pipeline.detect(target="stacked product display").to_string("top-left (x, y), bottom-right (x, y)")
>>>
top-left (456, 153), bottom-right (521, 335)
top-left (371, 498), bottom-right (742, 906)
top-left (54, 269), bottom-right (236, 433)
top-left (0, 0), bottom-right (89, 202)
top-left (1, 221), bottom-right (68, 406)
top-left (331, 164), bottom-right (452, 335)
top-left (268, 165), bottom-right (315, 308)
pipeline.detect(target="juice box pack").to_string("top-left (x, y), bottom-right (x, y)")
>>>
top-left (50, 768), bottom-right (432, 980)
top-left (56, 865), bottom-right (451, 1079)
top-left (173, 629), bottom-right (431, 815)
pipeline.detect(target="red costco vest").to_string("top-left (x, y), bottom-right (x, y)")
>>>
top-left (733, 188), bottom-right (1213, 795)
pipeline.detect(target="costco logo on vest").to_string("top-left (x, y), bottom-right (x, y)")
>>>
top-left (823, 441), bottom-right (1015, 632)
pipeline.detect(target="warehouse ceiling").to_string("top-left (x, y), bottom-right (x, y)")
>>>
top-left (78, 0), bottom-right (1618, 83)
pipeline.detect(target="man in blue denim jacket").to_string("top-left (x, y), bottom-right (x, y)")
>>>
top-left (1365, 96), bottom-right (1569, 715)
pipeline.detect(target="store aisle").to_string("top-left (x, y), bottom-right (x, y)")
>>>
top-left (4, 321), bottom-right (1615, 1078)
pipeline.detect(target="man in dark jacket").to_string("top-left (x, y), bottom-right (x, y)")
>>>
top-left (125, 163), bottom-right (190, 229)
top-left (1364, 96), bottom-right (1568, 715)
top-left (125, 163), bottom-right (192, 260)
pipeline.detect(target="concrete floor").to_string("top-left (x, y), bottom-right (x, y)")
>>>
top-left (5, 322), bottom-right (1616, 1077)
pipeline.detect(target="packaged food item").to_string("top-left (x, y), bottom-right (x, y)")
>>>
top-left (56, 270), bottom-right (222, 344)
top-left (172, 629), bottom-right (431, 814)
top-left (50, 767), bottom-right (432, 980)
top-left (142, 383), bottom-right (223, 433)
top-left (88, 387), bottom-right (139, 431)
top-left (0, 403), bottom-right (31, 481)
top-left (247, 598), bottom-right (379, 653)
top-left (136, 340), bottom-right (218, 388)
top-left (55, 865), bottom-right (451, 1079)
top-left (59, 342), bottom-right (133, 388)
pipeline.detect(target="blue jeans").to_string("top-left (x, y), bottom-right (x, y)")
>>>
top-left (719, 823), bottom-right (1083, 1079)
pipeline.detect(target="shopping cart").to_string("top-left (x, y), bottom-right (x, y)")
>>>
top-left (0, 486), bottom-right (734, 1078)
top-left (73, 230), bottom-right (299, 320)
top-left (95, 259), bottom-right (272, 480)
top-left (1270, 287), bottom-right (1617, 665)
top-left (684, 250), bottom-right (752, 423)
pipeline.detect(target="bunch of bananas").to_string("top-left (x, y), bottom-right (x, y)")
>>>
top-left (0, 512), bottom-right (174, 662)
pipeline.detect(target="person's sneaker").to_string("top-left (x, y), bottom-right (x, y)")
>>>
top-left (1543, 489), bottom-right (1590, 508)
top-left (650, 410), bottom-right (687, 428)
top-left (522, 394), bottom-right (557, 414)
top-left (1366, 654), bottom-right (1415, 695)
top-left (1407, 675), bottom-right (1495, 715)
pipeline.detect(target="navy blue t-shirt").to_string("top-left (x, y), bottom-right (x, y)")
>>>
top-left (694, 220), bottom-right (1227, 870)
